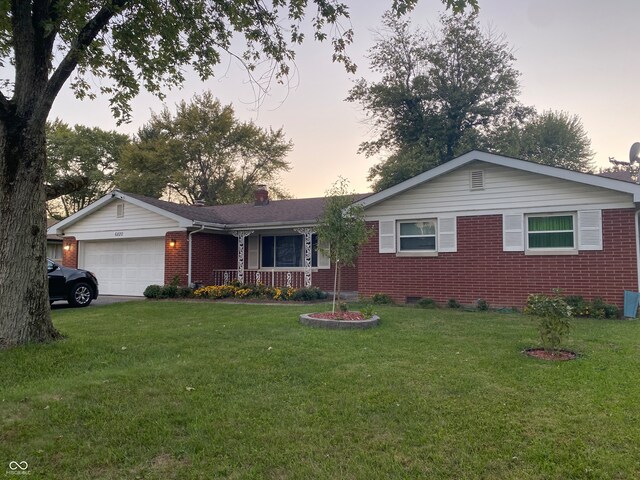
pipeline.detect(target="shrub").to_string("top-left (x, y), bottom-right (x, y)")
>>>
top-left (372, 293), bottom-right (394, 305)
top-left (476, 299), bottom-right (489, 311)
top-left (143, 285), bottom-right (163, 299)
top-left (564, 295), bottom-right (588, 317)
top-left (447, 298), bottom-right (461, 309)
top-left (524, 291), bottom-right (572, 353)
top-left (160, 285), bottom-right (178, 298)
top-left (590, 297), bottom-right (619, 319)
top-left (291, 287), bottom-right (327, 301)
top-left (176, 286), bottom-right (193, 298)
top-left (360, 305), bottom-right (376, 318)
top-left (338, 302), bottom-right (349, 312)
top-left (416, 298), bottom-right (437, 309)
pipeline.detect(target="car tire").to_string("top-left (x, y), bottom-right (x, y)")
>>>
top-left (68, 282), bottom-right (93, 307)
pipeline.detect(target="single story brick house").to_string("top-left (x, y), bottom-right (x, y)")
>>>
top-left (49, 151), bottom-right (640, 307)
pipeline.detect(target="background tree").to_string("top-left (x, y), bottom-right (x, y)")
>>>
top-left (0, 0), bottom-right (475, 347)
top-left (46, 120), bottom-right (130, 219)
top-left (117, 92), bottom-right (292, 205)
top-left (316, 178), bottom-right (370, 313)
top-left (348, 12), bottom-right (525, 191)
top-left (491, 110), bottom-right (594, 172)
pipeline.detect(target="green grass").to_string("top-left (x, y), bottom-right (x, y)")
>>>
top-left (2, 301), bottom-right (640, 479)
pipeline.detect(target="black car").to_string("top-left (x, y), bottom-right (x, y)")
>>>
top-left (48, 259), bottom-right (99, 307)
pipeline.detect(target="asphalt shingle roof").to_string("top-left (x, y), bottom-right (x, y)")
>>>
top-left (123, 191), bottom-right (371, 227)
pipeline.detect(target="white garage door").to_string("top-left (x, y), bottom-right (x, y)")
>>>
top-left (80, 238), bottom-right (165, 296)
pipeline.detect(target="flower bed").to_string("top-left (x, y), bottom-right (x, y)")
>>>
top-left (299, 312), bottom-right (380, 329)
top-left (144, 282), bottom-right (327, 302)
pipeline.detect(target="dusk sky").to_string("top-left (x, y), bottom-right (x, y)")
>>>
top-left (50, 0), bottom-right (640, 198)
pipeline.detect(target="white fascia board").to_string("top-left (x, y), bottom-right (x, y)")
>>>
top-left (47, 192), bottom-right (114, 234)
top-left (356, 150), bottom-right (640, 209)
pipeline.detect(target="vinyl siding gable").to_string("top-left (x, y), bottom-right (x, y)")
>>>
top-left (365, 161), bottom-right (635, 218)
top-left (63, 200), bottom-right (180, 239)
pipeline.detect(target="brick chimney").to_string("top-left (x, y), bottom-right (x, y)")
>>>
top-left (254, 185), bottom-right (269, 206)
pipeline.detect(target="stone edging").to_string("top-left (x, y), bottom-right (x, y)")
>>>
top-left (299, 314), bottom-right (380, 329)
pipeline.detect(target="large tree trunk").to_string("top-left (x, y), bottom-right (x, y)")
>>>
top-left (0, 118), bottom-right (61, 348)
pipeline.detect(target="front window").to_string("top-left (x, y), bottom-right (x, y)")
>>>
top-left (261, 235), bottom-right (318, 268)
top-left (527, 214), bottom-right (575, 250)
top-left (398, 220), bottom-right (436, 252)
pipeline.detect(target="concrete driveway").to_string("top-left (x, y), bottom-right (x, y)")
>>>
top-left (51, 295), bottom-right (143, 310)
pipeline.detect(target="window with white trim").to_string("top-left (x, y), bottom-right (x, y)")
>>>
top-left (398, 220), bottom-right (437, 252)
top-left (116, 203), bottom-right (125, 218)
top-left (526, 213), bottom-right (576, 250)
top-left (261, 234), bottom-right (318, 268)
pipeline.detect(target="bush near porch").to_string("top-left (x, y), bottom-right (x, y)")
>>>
top-left (143, 282), bottom-right (328, 301)
top-left (2, 302), bottom-right (640, 479)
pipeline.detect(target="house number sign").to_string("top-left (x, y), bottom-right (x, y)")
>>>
top-left (114, 231), bottom-right (124, 237)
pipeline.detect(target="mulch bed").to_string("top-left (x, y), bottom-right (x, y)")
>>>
top-left (524, 348), bottom-right (577, 361)
top-left (307, 312), bottom-right (366, 321)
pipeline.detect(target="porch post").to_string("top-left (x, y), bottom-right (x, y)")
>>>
top-left (295, 228), bottom-right (315, 288)
top-left (231, 230), bottom-right (254, 284)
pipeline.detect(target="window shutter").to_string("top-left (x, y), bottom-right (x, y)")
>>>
top-left (248, 235), bottom-right (259, 269)
top-left (503, 214), bottom-right (524, 251)
top-left (318, 239), bottom-right (331, 269)
top-left (578, 210), bottom-right (602, 250)
top-left (437, 216), bottom-right (457, 252)
top-left (378, 220), bottom-right (396, 253)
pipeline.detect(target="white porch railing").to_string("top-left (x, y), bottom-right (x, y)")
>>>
top-left (211, 269), bottom-right (307, 288)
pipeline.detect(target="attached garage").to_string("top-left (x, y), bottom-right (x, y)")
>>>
top-left (79, 238), bottom-right (165, 296)
top-left (49, 192), bottom-right (189, 296)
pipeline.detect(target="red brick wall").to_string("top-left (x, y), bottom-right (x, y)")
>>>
top-left (313, 263), bottom-right (358, 292)
top-left (191, 233), bottom-right (237, 285)
top-left (358, 209), bottom-right (638, 308)
top-left (61, 237), bottom-right (78, 268)
top-left (164, 231), bottom-right (189, 285)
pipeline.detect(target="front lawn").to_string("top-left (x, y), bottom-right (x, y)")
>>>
top-left (2, 302), bottom-right (640, 479)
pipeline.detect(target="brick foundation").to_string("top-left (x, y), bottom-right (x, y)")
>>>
top-left (358, 209), bottom-right (638, 308)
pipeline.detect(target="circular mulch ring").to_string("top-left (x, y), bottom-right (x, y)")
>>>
top-left (299, 312), bottom-right (380, 329)
top-left (523, 348), bottom-right (577, 361)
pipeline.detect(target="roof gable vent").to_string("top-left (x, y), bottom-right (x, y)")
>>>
top-left (116, 203), bottom-right (125, 218)
top-left (470, 170), bottom-right (485, 190)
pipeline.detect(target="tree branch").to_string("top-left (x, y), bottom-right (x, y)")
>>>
top-left (45, 175), bottom-right (90, 201)
top-left (33, 0), bottom-right (130, 125)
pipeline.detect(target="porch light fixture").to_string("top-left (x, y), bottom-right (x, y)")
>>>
top-left (63, 244), bottom-right (70, 251)
top-left (169, 239), bottom-right (176, 248)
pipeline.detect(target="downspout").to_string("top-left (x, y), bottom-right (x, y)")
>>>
top-left (636, 210), bottom-right (640, 291)
top-left (188, 225), bottom-right (206, 287)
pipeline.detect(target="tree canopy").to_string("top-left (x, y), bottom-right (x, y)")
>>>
top-left (117, 91), bottom-right (292, 205)
top-left (348, 12), bottom-right (525, 190)
top-left (350, 12), bottom-right (594, 191)
top-left (46, 120), bottom-right (130, 219)
top-left (491, 110), bottom-right (594, 172)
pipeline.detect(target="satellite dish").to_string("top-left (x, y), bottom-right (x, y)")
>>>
top-left (630, 142), bottom-right (640, 164)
